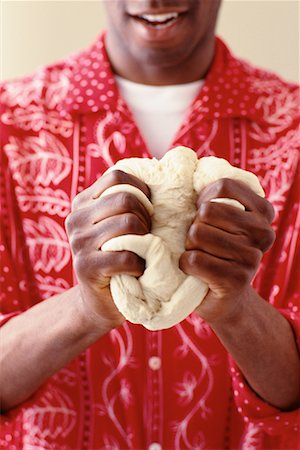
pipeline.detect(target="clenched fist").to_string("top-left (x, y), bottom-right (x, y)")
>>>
top-left (65, 170), bottom-right (151, 328)
top-left (179, 178), bottom-right (275, 324)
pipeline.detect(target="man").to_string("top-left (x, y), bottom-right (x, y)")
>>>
top-left (0, 0), bottom-right (299, 449)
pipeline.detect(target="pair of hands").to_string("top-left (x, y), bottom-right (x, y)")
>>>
top-left (65, 170), bottom-right (275, 328)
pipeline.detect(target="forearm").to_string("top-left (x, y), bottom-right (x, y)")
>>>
top-left (208, 287), bottom-right (300, 410)
top-left (0, 286), bottom-right (114, 412)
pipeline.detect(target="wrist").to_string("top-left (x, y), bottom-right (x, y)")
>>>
top-left (75, 284), bottom-right (124, 337)
top-left (197, 286), bottom-right (256, 329)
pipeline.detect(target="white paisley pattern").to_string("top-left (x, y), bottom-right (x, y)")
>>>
top-left (24, 217), bottom-right (71, 273)
top-left (248, 127), bottom-right (299, 222)
top-left (4, 130), bottom-right (72, 187)
top-left (22, 387), bottom-right (76, 450)
top-left (100, 322), bottom-right (135, 448)
top-left (249, 78), bottom-right (299, 143)
top-left (0, 68), bottom-right (71, 109)
top-left (242, 424), bottom-right (262, 450)
top-left (16, 186), bottom-right (70, 218)
top-left (35, 274), bottom-right (70, 299)
top-left (173, 324), bottom-right (214, 450)
top-left (1, 106), bottom-right (73, 138)
top-left (0, 34), bottom-right (299, 450)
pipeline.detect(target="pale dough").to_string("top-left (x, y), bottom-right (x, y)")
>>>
top-left (101, 147), bottom-right (264, 330)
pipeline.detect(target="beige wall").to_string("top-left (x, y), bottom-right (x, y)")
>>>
top-left (1, 0), bottom-right (299, 83)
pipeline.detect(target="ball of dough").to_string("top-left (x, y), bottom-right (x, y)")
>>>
top-left (101, 146), bottom-right (264, 330)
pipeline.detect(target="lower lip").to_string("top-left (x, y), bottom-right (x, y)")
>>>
top-left (129, 14), bottom-right (187, 43)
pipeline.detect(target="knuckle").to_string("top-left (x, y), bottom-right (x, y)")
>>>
top-left (69, 231), bottom-right (86, 255)
top-left (198, 202), bottom-right (213, 222)
top-left (123, 213), bottom-right (145, 233)
top-left (110, 169), bottom-right (127, 185)
top-left (188, 251), bottom-right (200, 268)
top-left (65, 211), bottom-right (82, 234)
top-left (119, 250), bottom-right (135, 267)
top-left (268, 227), bottom-right (276, 246)
top-left (188, 223), bottom-right (208, 249)
top-left (65, 213), bottom-right (74, 233)
top-left (179, 252), bottom-right (188, 273)
top-left (73, 255), bottom-right (85, 275)
top-left (243, 247), bottom-right (262, 269)
top-left (264, 199), bottom-right (275, 223)
top-left (188, 224), bottom-right (199, 245)
top-left (65, 210), bottom-right (90, 234)
top-left (260, 227), bottom-right (276, 251)
top-left (71, 191), bottom-right (85, 211)
top-left (213, 177), bottom-right (233, 196)
top-left (253, 224), bottom-right (276, 252)
top-left (123, 212), bottom-right (138, 230)
top-left (252, 248), bottom-right (263, 267)
top-left (119, 192), bottom-right (135, 211)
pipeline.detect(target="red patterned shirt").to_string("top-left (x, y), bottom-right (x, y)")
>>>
top-left (0, 34), bottom-right (299, 450)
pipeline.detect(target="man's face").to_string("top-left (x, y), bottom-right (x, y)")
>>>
top-left (104, 0), bottom-right (222, 67)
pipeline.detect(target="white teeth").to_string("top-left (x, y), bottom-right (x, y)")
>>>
top-left (139, 12), bottom-right (179, 23)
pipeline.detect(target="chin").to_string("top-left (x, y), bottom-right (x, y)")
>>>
top-left (135, 43), bottom-right (194, 68)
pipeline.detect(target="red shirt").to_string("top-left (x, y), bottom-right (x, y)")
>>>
top-left (0, 34), bottom-right (299, 450)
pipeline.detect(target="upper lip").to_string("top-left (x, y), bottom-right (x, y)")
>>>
top-left (126, 7), bottom-right (189, 17)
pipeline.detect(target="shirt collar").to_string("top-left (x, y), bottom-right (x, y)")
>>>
top-left (60, 32), bottom-right (120, 115)
top-left (60, 32), bottom-right (298, 126)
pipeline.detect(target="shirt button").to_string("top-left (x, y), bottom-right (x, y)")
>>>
top-left (148, 356), bottom-right (161, 370)
top-left (148, 443), bottom-right (162, 450)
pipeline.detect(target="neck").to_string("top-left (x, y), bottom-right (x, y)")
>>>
top-left (105, 32), bottom-right (216, 86)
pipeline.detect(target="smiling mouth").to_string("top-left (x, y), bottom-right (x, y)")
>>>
top-left (128, 11), bottom-right (186, 29)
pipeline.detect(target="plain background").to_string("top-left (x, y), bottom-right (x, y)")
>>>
top-left (1, 0), bottom-right (299, 83)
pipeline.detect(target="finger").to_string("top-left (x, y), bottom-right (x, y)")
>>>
top-left (98, 184), bottom-right (153, 217)
top-left (93, 170), bottom-right (150, 199)
top-left (99, 251), bottom-right (146, 277)
top-left (96, 213), bottom-right (150, 249)
top-left (75, 250), bottom-right (146, 280)
top-left (94, 192), bottom-right (152, 229)
top-left (179, 249), bottom-right (230, 282)
top-left (186, 222), bottom-right (262, 266)
top-left (69, 191), bottom-right (152, 230)
top-left (70, 213), bottom-right (150, 254)
top-left (194, 202), bottom-right (275, 252)
top-left (179, 250), bottom-right (253, 290)
top-left (196, 178), bottom-right (275, 223)
top-left (72, 170), bottom-right (151, 211)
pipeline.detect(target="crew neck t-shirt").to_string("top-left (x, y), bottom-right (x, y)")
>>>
top-left (115, 76), bottom-right (203, 159)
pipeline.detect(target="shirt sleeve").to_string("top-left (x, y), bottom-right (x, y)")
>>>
top-left (0, 210), bottom-right (48, 446)
top-left (0, 147), bottom-right (46, 441)
top-left (229, 307), bottom-right (300, 437)
top-left (0, 207), bottom-right (26, 320)
top-left (0, 159), bottom-right (32, 319)
top-left (0, 93), bottom-right (37, 323)
top-left (229, 137), bottom-right (300, 439)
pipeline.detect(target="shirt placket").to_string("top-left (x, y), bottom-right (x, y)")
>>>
top-left (145, 330), bottom-right (163, 450)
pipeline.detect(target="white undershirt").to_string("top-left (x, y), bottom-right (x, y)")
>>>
top-left (115, 76), bottom-right (203, 159)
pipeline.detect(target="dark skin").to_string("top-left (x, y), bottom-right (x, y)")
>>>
top-left (67, 170), bottom-right (151, 322)
top-left (104, 0), bottom-right (221, 85)
top-left (1, 0), bottom-right (299, 412)
top-left (1, 172), bottom-right (149, 411)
